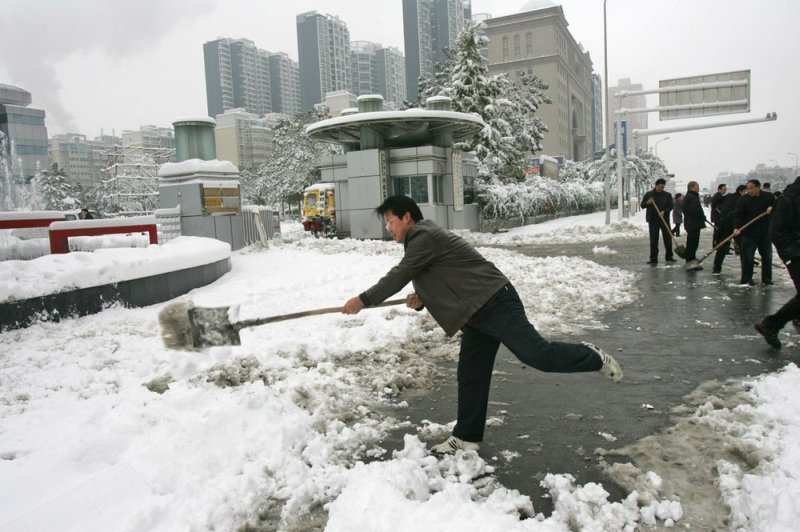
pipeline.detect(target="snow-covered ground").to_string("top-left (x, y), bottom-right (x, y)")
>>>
top-left (1, 208), bottom-right (798, 531)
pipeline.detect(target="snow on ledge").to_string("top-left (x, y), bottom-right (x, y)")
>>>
top-left (158, 158), bottom-right (239, 178)
top-left (0, 236), bottom-right (231, 302)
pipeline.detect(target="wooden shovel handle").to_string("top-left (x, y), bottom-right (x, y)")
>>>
top-left (698, 210), bottom-right (769, 263)
top-left (234, 297), bottom-right (407, 330)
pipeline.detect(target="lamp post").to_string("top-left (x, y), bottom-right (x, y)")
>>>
top-left (603, 0), bottom-right (611, 224)
top-left (789, 152), bottom-right (799, 176)
top-left (654, 137), bottom-right (670, 158)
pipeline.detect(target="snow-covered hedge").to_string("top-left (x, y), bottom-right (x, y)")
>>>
top-left (477, 175), bottom-right (606, 223)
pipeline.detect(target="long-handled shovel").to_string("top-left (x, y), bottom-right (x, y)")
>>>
top-left (159, 297), bottom-right (406, 350)
top-left (693, 211), bottom-right (769, 266)
top-left (652, 203), bottom-right (687, 259)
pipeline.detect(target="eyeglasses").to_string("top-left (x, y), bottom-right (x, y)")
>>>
top-left (385, 216), bottom-right (400, 231)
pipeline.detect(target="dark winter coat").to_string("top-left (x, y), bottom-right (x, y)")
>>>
top-left (640, 189), bottom-right (673, 224)
top-left (734, 191), bottom-right (775, 238)
top-left (360, 219), bottom-right (509, 337)
top-left (710, 192), bottom-right (725, 224)
top-left (682, 190), bottom-right (707, 232)
top-left (717, 193), bottom-right (740, 233)
top-left (672, 198), bottom-right (683, 224)
top-left (770, 178), bottom-right (800, 262)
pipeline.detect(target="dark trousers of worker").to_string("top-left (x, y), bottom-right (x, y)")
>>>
top-left (740, 234), bottom-right (773, 284)
top-left (712, 227), bottom-right (734, 272)
top-left (763, 259), bottom-right (800, 330)
top-left (685, 229), bottom-right (701, 262)
top-left (648, 221), bottom-right (674, 262)
top-left (453, 283), bottom-right (602, 443)
top-left (672, 223), bottom-right (681, 237)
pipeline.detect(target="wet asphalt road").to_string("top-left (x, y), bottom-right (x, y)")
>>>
top-left (384, 229), bottom-right (797, 516)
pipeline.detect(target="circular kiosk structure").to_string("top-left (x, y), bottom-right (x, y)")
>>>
top-left (306, 95), bottom-right (486, 238)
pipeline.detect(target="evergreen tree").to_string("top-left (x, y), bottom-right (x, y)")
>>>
top-left (36, 163), bottom-right (76, 210)
top-left (243, 107), bottom-right (338, 209)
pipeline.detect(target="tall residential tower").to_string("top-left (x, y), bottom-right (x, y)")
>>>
top-left (296, 11), bottom-right (352, 109)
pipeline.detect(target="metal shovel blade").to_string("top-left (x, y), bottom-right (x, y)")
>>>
top-left (187, 305), bottom-right (242, 347)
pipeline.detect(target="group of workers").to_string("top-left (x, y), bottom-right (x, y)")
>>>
top-left (642, 176), bottom-right (800, 349)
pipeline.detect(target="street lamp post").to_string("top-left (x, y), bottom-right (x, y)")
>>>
top-left (603, 0), bottom-right (611, 225)
top-left (654, 136), bottom-right (670, 158)
top-left (789, 152), bottom-right (799, 176)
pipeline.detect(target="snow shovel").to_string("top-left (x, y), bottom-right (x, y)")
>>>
top-left (694, 211), bottom-right (769, 266)
top-left (159, 297), bottom-right (406, 350)
top-left (652, 202), bottom-right (687, 259)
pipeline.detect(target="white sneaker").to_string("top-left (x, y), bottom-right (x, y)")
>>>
top-left (583, 342), bottom-right (623, 383)
top-left (430, 436), bottom-right (480, 454)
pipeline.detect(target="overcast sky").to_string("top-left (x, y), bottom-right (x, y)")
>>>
top-left (1, 0), bottom-right (798, 186)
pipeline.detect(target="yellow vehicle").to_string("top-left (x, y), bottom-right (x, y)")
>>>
top-left (302, 183), bottom-right (336, 238)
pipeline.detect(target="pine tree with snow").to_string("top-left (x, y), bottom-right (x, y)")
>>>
top-left (36, 163), bottom-right (75, 210)
top-left (244, 107), bottom-right (339, 210)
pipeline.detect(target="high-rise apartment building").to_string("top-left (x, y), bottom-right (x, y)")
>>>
top-left (268, 52), bottom-right (302, 115)
top-left (297, 11), bottom-right (351, 110)
top-left (608, 78), bottom-right (649, 156)
top-left (204, 38), bottom-right (272, 118)
top-left (376, 47), bottom-right (407, 108)
top-left (214, 108), bottom-right (275, 170)
top-left (0, 84), bottom-right (49, 180)
top-left (403, 0), bottom-right (471, 102)
top-left (121, 125), bottom-right (176, 163)
top-left (484, 3), bottom-right (595, 162)
top-left (350, 42), bottom-right (406, 108)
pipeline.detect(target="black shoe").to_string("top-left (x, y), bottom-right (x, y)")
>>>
top-left (712, 268), bottom-right (721, 274)
top-left (763, 281), bottom-right (773, 286)
top-left (647, 260), bottom-right (658, 265)
top-left (740, 279), bottom-right (755, 286)
top-left (755, 321), bottom-right (781, 349)
top-left (665, 257), bottom-right (677, 262)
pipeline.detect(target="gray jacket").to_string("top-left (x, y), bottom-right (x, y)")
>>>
top-left (360, 219), bottom-right (509, 336)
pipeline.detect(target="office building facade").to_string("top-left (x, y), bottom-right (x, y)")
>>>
top-left (350, 42), bottom-right (407, 109)
top-left (48, 133), bottom-right (119, 187)
top-left (297, 11), bottom-right (352, 110)
top-left (0, 84), bottom-right (49, 180)
top-left (608, 78), bottom-right (649, 156)
top-left (484, 3), bottom-right (595, 162)
top-left (214, 108), bottom-right (275, 170)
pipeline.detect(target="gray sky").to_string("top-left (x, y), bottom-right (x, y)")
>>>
top-left (2, 0), bottom-right (798, 186)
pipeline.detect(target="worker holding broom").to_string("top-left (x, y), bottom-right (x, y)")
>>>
top-left (342, 195), bottom-right (623, 455)
top-left (682, 181), bottom-right (708, 270)
top-left (640, 178), bottom-right (675, 265)
top-left (755, 176), bottom-right (800, 348)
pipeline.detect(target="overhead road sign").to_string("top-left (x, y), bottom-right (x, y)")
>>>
top-left (658, 70), bottom-right (750, 120)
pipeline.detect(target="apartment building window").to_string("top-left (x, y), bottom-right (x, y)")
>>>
top-left (502, 37), bottom-right (509, 62)
top-left (514, 35), bottom-right (521, 60)
top-left (526, 32), bottom-right (533, 58)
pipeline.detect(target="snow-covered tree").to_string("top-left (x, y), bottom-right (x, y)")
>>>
top-left (242, 107), bottom-right (339, 210)
top-left (35, 163), bottom-right (76, 210)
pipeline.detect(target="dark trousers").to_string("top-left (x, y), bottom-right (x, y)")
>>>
top-left (764, 259), bottom-right (800, 330)
top-left (685, 229), bottom-right (701, 262)
top-left (712, 227), bottom-right (734, 271)
top-left (648, 221), bottom-right (674, 261)
top-left (740, 234), bottom-right (773, 283)
top-left (453, 284), bottom-right (601, 442)
top-left (672, 223), bottom-right (681, 236)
